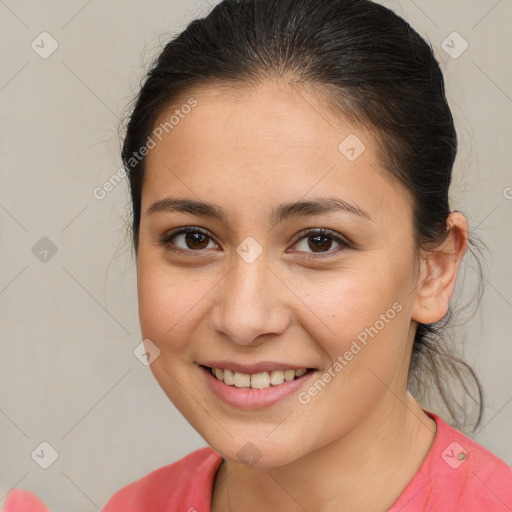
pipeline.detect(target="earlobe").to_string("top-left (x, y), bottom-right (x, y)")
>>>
top-left (411, 212), bottom-right (469, 324)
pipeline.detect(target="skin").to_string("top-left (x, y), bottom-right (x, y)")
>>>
top-left (136, 79), bottom-right (468, 511)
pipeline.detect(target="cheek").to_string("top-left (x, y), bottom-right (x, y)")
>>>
top-left (303, 264), bottom-right (412, 380)
top-left (305, 265), bottom-right (405, 335)
top-left (136, 253), bottom-right (209, 354)
top-left (293, 274), bottom-right (410, 428)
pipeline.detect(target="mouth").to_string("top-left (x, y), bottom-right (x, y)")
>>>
top-left (199, 364), bottom-right (318, 409)
top-left (200, 365), bottom-right (316, 390)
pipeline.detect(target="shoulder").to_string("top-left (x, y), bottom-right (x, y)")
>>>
top-left (393, 410), bottom-right (512, 511)
top-left (3, 489), bottom-right (50, 512)
top-left (102, 446), bottom-right (223, 512)
top-left (433, 411), bottom-right (512, 508)
top-left (432, 411), bottom-right (512, 482)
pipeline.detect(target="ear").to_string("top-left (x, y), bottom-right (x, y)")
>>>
top-left (411, 211), bottom-right (469, 324)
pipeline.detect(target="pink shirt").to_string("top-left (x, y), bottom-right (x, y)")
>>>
top-left (101, 410), bottom-right (512, 511)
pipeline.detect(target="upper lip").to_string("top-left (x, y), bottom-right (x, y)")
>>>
top-left (199, 361), bottom-right (315, 374)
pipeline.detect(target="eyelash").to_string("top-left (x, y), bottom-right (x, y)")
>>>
top-left (158, 227), bottom-right (352, 259)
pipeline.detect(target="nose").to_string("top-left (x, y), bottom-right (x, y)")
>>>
top-left (209, 254), bottom-right (291, 346)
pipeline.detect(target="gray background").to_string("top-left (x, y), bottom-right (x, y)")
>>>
top-left (0, 1), bottom-right (511, 511)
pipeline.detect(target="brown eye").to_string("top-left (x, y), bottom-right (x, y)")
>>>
top-left (292, 228), bottom-right (350, 257)
top-left (307, 234), bottom-right (334, 252)
top-left (182, 231), bottom-right (210, 250)
top-left (160, 227), bottom-right (217, 252)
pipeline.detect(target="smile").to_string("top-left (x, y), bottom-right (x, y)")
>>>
top-left (209, 366), bottom-right (310, 389)
top-left (199, 364), bottom-right (318, 409)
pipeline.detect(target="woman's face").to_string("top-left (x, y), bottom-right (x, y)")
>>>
top-left (137, 80), bottom-right (424, 466)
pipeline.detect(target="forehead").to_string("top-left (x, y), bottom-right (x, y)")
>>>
top-left (142, 79), bottom-right (413, 225)
top-left (151, 79), bottom-right (363, 150)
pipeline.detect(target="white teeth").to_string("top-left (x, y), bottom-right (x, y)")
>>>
top-left (223, 369), bottom-right (235, 385)
top-left (233, 372), bottom-right (251, 388)
top-left (284, 369), bottom-right (296, 382)
top-left (269, 370), bottom-right (285, 385)
top-left (210, 367), bottom-right (310, 388)
top-left (250, 372), bottom-right (270, 389)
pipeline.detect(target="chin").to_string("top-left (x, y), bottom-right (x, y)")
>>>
top-left (207, 434), bottom-right (309, 468)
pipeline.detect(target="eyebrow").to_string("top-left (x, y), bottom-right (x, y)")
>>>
top-left (146, 196), bottom-right (373, 224)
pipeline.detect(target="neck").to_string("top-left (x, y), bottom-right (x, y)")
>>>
top-left (211, 393), bottom-right (436, 512)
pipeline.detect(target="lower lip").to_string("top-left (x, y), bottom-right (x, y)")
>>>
top-left (200, 365), bottom-right (317, 409)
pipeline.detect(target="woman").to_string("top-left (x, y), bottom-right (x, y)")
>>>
top-left (101, 0), bottom-right (512, 510)
top-left (5, 0), bottom-right (511, 510)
